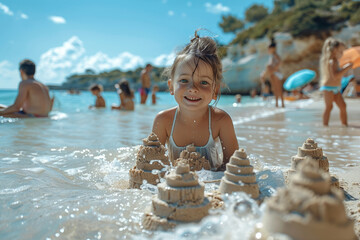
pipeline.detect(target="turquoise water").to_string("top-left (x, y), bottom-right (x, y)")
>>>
top-left (1, 90), bottom-right (359, 239)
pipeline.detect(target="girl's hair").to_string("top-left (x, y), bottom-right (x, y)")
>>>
top-left (268, 37), bottom-right (276, 48)
top-left (319, 37), bottom-right (345, 86)
top-left (90, 84), bottom-right (103, 92)
top-left (164, 30), bottom-right (223, 102)
top-left (119, 80), bottom-right (132, 97)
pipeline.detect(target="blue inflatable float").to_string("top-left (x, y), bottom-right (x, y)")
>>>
top-left (283, 69), bottom-right (316, 91)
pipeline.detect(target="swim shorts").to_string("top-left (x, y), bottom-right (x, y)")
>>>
top-left (140, 87), bottom-right (150, 96)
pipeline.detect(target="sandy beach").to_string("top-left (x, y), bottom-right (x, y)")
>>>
top-left (232, 97), bottom-right (360, 238)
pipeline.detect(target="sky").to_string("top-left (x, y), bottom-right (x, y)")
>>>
top-left (0, 0), bottom-right (273, 89)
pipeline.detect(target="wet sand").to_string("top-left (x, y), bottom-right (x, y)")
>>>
top-left (230, 97), bottom-right (360, 238)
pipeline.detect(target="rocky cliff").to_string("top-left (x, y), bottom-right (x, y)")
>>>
top-left (222, 24), bottom-right (360, 94)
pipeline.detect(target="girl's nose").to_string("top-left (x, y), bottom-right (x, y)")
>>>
top-left (188, 81), bottom-right (199, 92)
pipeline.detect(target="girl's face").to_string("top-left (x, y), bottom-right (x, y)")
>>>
top-left (168, 56), bottom-right (218, 111)
top-left (334, 45), bottom-right (345, 60)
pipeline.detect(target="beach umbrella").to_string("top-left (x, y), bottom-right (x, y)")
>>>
top-left (339, 46), bottom-right (360, 69)
top-left (283, 69), bottom-right (316, 91)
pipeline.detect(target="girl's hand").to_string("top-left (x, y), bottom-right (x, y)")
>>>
top-left (345, 62), bottom-right (353, 69)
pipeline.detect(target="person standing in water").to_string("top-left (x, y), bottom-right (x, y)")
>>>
top-left (152, 30), bottom-right (239, 170)
top-left (140, 63), bottom-right (153, 104)
top-left (0, 59), bottom-right (53, 118)
top-left (319, 37), bottom-right (352, 126)
top-left (261, 38), bottom-right (285, 108)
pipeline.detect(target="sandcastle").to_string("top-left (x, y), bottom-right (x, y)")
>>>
top-left (291, 138), bottom-right (329, 172)
top-left (128, 133), bottom-right (170, 189)
top-left (290, 138), bottom-right (339, 187)
top-left (143, 159), bottom-right (211, 230)
top-left (173, 144), bottom-right (211, 171)
top-left (262, 158), bottom-right (356, 240)
top-left (219, 149), bottom-right (260, 199)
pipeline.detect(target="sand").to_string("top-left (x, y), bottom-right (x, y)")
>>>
top-left (229, 97), bottom-right (360, 238)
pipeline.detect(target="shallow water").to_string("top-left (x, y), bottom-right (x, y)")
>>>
top-left (1, 90), bottom-right (359, 239)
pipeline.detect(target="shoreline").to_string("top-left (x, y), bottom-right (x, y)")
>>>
top-left (239, 97), bottom-right (360, 237)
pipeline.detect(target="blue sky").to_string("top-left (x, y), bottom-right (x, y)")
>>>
top-left (0, 0), bottom-right (273, 89)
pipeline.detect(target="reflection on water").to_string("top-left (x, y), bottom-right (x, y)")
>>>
top-left (1, 91), bottom-right (359, 239)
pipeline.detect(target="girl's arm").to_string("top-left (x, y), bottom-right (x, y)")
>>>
top-left (152, 111), bottom-right (170, 145)
top-left (218, 112), bottom-right (239, 166)
top-left (330, 61), bottom-right (353, 79)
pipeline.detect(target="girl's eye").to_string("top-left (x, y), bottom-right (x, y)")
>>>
top-left (200, 81), bottom-right (210, 85)
top-left (179, 79), bottom-right (188, 83)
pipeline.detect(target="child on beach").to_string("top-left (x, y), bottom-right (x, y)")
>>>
top-left (89, 84), bottom-right (106, 108)
top-left (151, 85), bottom-right (159, 105)
top-left (235, 94), bottom-right (242, 103)
top-left (152, 31), bottom-right (239, 170)
top-left (261, 38), bottom-right (285, 108)
top-left (319, 37), bottom-right (353, 126)
top-left (111, 80), bottom-right (134, 111)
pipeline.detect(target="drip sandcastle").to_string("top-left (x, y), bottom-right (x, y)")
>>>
top-left (143, 159), bottom-right (211, 230)
top-left (129, 133), bottom-right (170, 189)
top-left (290, 138), bottom-right (338, 187)
top-left (262, 158), bottom-right (356, 240)
top-left (173, 144), bottom-right (211, 171)
top-left (291, 138), bottom-right (329, 172)
top-left (219, 149), bottom-right (259, 199)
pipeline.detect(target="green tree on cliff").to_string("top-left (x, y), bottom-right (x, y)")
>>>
top-left (245, 4), bottom-right (268, 22)
top-left (219, 15), bottom-right (245, 33)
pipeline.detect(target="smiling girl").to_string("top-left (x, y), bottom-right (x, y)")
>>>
top-left (152, 31), bottom-right (239, 170)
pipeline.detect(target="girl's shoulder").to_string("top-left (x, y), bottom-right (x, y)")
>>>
top-left (211, 106), bottom-right (232, 122)
top-left (154, 107), bottom-right (177, 123)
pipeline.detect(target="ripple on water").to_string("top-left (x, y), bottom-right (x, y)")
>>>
top-left (1, 157), bottom-right (20, 164)
top-left (0, 185), bottom-right (31, 195)
top-left (22, 167), bottom-right (45, 174)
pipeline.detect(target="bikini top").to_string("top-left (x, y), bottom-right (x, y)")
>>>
top-left (167, 106), bottom-right (223, 169)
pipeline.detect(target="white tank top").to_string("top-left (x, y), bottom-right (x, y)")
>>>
top-left (167, 106), bottom-right (223, 169)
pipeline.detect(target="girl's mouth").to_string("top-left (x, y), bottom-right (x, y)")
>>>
top-left (184, 96), bottom-right (201, 102)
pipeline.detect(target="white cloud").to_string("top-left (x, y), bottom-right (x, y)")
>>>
top-left (153, 52), bottom-right (176, 67)
top-left (168, 10), bottom-right (174, 16)
top-left (0, 61), bottom-right (19, 89)
top-left (49, 16), bottom-right (66, 24)
top-left (20, 13), bottom-right (28, 19)
top-left (205, 3), bottom-right (230, 14)
top-left (74, 51), bottom-right (144, 73)
top-left (37, 36), bottom-right (85, 84)
top-left (36, 36), bottom-right (144, 85)
top-left (0, 2), bottom-right (14, 16)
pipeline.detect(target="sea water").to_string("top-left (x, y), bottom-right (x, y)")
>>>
top-left (1, 90), bottom-right (359, 239)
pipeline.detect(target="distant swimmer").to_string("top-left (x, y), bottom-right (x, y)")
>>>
top-left (0, 59), bottom-right (53, 118)
top-left (89, 84), bottom-right (106, 108)
top-left (112, 80), bottom-right (134, 110)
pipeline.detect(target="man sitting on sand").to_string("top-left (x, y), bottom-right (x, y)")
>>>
top-left (0, 59), bottom-right (53, 118)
